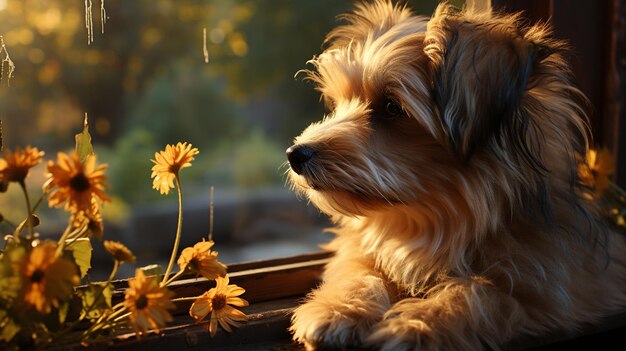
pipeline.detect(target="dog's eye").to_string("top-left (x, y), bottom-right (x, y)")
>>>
top-left (384, 100), bottom-right (403, 117)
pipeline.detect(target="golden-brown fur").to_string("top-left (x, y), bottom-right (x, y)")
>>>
top-left (286, 1), bottom-right (626, 350)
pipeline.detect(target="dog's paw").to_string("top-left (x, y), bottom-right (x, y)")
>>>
top-left (290, 298), bottom-right (378, 350)
top-left (365, 299), bottom-right (484, 351)
top-left (365, 316), bottom-right (440, 351)
top-left (290, 276), bottom-right (390, 350)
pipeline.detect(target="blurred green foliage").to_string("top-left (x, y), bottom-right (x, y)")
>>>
top-left (0, 0), bottom-right (446, 207)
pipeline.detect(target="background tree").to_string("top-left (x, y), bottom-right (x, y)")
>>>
top-left (0, 0), bottom-right (444, 204)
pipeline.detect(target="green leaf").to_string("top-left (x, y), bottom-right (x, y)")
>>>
top-left (64, 238), bottom-right (92, 278)
top-left (77, 282), bottom-right (113, 321)
top-left (58, 301), bottom-right (69, 324)
top-left (0, 243), bottom-right (25, 300)
top-left (0, 310), bottom-right (19, 342)
top-left (56, 295), bottom-right (82, 325)
top-left (75, 113), bottom-right (94, 162)
top-left (140, 264), bottom-right (163, 282)
top-left (0, 276), bottom-right (20, 301)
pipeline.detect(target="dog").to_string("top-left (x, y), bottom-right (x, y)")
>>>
top-left (285, 1), bottom-right (626, 350)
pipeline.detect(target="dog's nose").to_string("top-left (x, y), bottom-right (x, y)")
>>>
top-left (286, 144), bottom-right (315, 175)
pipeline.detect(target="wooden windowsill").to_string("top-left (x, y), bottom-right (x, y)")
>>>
top-left (70, 251), bottom-right (626, 350)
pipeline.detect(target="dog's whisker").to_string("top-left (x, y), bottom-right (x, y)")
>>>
top-left (278, 160), bottom-right (290, 171)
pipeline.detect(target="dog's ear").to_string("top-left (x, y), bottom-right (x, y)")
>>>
top-left (424, 4), bottom-right (541, 163)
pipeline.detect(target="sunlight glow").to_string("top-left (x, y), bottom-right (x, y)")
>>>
top-left (0, 0), bottom-right (7, 12)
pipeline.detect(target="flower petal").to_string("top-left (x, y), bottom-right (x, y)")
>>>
top-left (209, 314), bottom-right (218, 337)
top-left (226, 296), bottom-right (249, 307)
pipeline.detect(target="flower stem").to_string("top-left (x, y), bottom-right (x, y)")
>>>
top-left (161, 269), bottom-right (185, 287)
top-left (52, 276), bottom-right (116, 342)
top-left (66, 223), bottom-right (89, 241)
top-left (19, 180), bottom-right (33, 239)
top-left (108, 260), bottom-right (120, 282)
top-left (163, 174), bottom-right (183, 284)
top-left (171, 296), bottom-right (200, 302)
top-left (113, 311), bottom-right (131, 322)
top-left (82, 305), bottom-right (127, 338)
top-left (31, 190), bottom-right (47, 213)
top-left (12, 191), bottom-right (47, 239)
top-left (55, 225), bottom-right (75, 256)
top-left (54, 259), bottom-right (119, 342)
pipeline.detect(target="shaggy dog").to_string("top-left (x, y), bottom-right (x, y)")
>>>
top-left (286, 1), bottom-right (626, 350)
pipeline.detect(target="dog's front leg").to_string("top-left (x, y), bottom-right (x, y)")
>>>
top-left (366, 277), bottom-right (526, 351)
top-left (290, 253), bottom-right (392, 350)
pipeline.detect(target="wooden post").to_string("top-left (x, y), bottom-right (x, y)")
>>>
top-left (606, 0), bottom-right (626, 188)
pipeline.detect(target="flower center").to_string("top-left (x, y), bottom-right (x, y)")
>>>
top-left (88, 219), bottom-right (102, 236)
top-left (7, 167), bottom-right (28, 182)
top-left (168, 164), bottom-right (180, 174)
top-left (69, 173), bottom-right (91, 193)
top-left (136, 294), bottom-right (148, 310)
top-left (30, 269), bottom-right (45, 283)
top-left (189, 258), bottom-right (200, 272)
top-left (212, 294), bottom-right (226, 311)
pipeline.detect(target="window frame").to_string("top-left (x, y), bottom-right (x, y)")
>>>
top-left (74, 250), bottom-right (626, 350)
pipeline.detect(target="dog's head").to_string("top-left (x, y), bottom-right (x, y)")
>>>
top-left (287, 1), bottom-right (589, 235)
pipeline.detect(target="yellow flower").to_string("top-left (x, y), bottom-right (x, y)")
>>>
top-left (178, 241), bottom-right (227, 280)
top-left (124, 269), bottom-right (175, 335)
top-left (581, 148), bottom-right (615, 195)
top-left (70, 201), bottom-right (104, 238)
top-left (21, 241), bottom-right (80, 313)
top-left (103, 240), bottom-right (136, 264)
top-left (44, 152), bottom-right (110, 214)
top-left (150, 142), bottom-right (199, 195)
top-left (189, 275), bottom-right (248, 337)
top-left (0, 146), bottom-right (44, 186)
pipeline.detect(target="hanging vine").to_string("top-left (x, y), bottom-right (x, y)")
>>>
top-left (0, 36), bottom-right (15, 86)
top-left (203, 27), bottom-right (209, 63)
top-left (101, 0), bottom-right (107, 34)
top-left (85, 0), bottom-right (107, 44)
top-left (85, 0), bottom-right (93, 44)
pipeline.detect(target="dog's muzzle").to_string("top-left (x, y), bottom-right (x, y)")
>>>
top-left (286, 144), bottom-right (315, 175)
